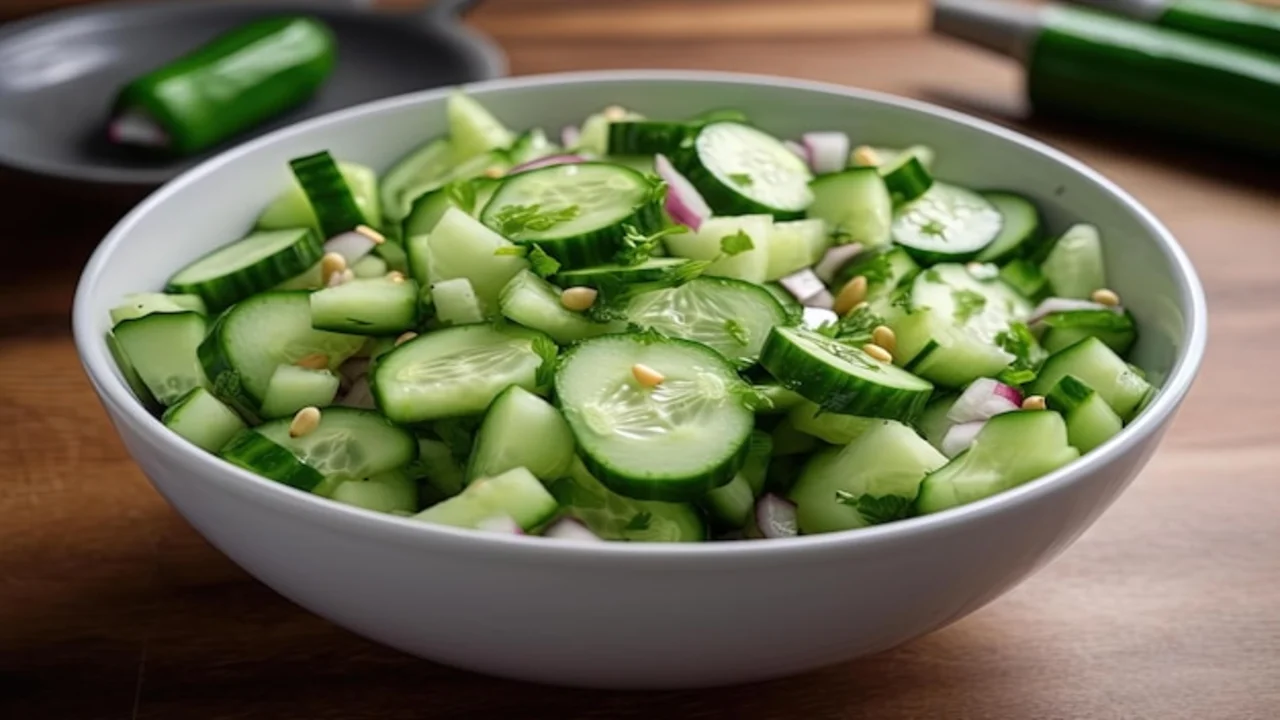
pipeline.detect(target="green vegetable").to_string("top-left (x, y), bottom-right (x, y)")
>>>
top-left (111, 17), bottom-right (336, 155)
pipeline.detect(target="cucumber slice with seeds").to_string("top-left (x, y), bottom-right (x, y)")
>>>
top-left (199, 292), bottom-right (365, 418)
top-left (372, 324), bottom-right (555, 424)
top-left (255, 407), bottom-right (416, 480)
top-left (909, 264), bottom-right (1031, 344)
top-left (480, 163), bottom-right (663, 269)
top-left (555, 334), bottom-right (755, 502)
top-left (166, 228), bottom-right (323, 310)
top-left (759, 326), bottom-right (933, 423)
top-left (621, 276), bottom-right (789, 367)
top-left (892, 182), bottom-right (1002, 262)
top-left (675, 122), bottom-right (813, 220)
top-left (112, 311), bottom-right (209, 406)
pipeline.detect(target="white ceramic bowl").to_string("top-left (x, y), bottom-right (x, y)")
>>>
top-left (73, 71), bottom-right (1206, 689)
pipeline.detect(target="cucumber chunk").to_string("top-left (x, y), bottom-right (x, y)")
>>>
top-left (675, 122), bottom-right (813, 219)
top-left (433, 278), bottom-right (486, 326)
top-left (380, 137), bottom-right (452, 227)
top-left (1038, 309), bottom-right (1137, 356)
top-left (402, 177), bottom-right (500, 238)
top-left (999, 258), bottom-right (1050, 302)
top-left (621, 276), bottom-right (789, 367)
top-left (109, 292), bottom-right (207, 324)
top-left (555, 333), bottom-right (755, 502)
top-left (1045, 374), bottom-right (1124, 453)
top-left (664, 214), bottom-right (773, 284)
top-left (553, 257), bottom-right (705, 292)
top-left (415, 466), bottom-right (558, 532)
top-left (1029, 336), bottom-right (1151, 421)
top-left (112, 311), bottom-right (209, 406)
top-left (499, 271), bottom-right (622, 344)
top-left (807, 167), bottom-right (893, 246)
top-left (701, 474), bottom-right (755, 529)
top-left (287, 152), bottom-right (373, 237)
top-left (509, 128), bottom-right (560, 165)
top-left (788, 400), bottom-right (877, 444)
top-left (161, 387), bottom-right (246, 452)
top-left (199, 292), bottom-right (365, 417)
top-left (480, 163), bottom-right (663, 269)
top-left (1041, 223), bottom-right (1106, 299)
top-left (879, 151), bottom-right (934, 205)
top-left (759, 326), bottom-right (933, 423)
top-left (219, 429), bottom-right (327, 491)
top-left (790, 420), bottom-right (947, 533)
top-left (255, 407), bottom-right (416, 480)
top-left (740, 430), bottom-right (774, 497)
top-left (916, 393), bottom-right (958, 451)
top-left (259, 365), bottom-right (340, 419)
top-left (259, 161), bottom-right (381, 236)
top-left (167, 229), bottom-right (323, 310)
top-left (916, 411), bottom-right (1080, 514)
top-left (309, 277), bottom-right (420, 335)
top-left (372, 324), bottom-right (555, 423)
top-left (107, 330), bottom-right (160, 411)
top-left (892, 182), bottom-right (1002, 262)
top-left (330, 469), bottom-right (419, 514)
top-left (752, 383), bottom-right (806, 414)
top-left (550, 458), bottom-right (706, 542)
top-left (607, 120), bottom-right (693, 155)
top-left (416, 437), bottom-right (465, 499)
top-left (890, 308), bottom-right (1014, 388)
top-left (447, 91), bottom-right (515, 162)
top-left (975, 192), bottom-right (1044, 263)
top-left (468, 385), bottom-right (576, 483)
top-left (350, 254), bottom-right (389, 279)
top-left (426, 207), bottom-right (531, 314)
top-left (909, 264), bottom-right (1031, 344)
top-left (767, 219), bottom-right (827, 280)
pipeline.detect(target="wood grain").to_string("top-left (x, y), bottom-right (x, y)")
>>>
top-left (2, 1), bottom-right (1279, 719)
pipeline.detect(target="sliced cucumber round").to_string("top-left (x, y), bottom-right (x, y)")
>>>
top-left (891, 182), bottom-right (1003, 263)
top-left (975, 191), bottom-right (1044, 263)
top-left (909, 263), bottom-right (1031, 344)
top-left (254, 407), bottom-right (417, 481)
top-left (480, 162), bottom-right (663, 269)
top-left (621, 276), bottom-right (789, 368)
top-left (166, 229), bottom-right (323, 310)
top-left (555, 334), bottom-right (754, 502)
top-left (199, 292), bottom-right (366, 417)
top-left (676, 122), bottom-right (813, 220)
top-left (371, 324), bottom-right (555, 424)
top-left (758, 326), bottom-right (933, 423)
top-left (219, 429), bottom-right (326, 492)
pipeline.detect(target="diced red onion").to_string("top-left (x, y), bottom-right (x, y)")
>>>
top-left (338, 376), bottom-right (376, 409)
top-left (947, 378), bottom-right (1023, 425)
top-left (805, 290), bottom-right (835, 311)
top-left (476, 515), bottom-right (524, 535)
top-left (814, 244), bottom-right (865, 283)
top-left (779, 269), bottom-right (827, 304)
top-left (324, 231), bottom-right (377, 265)
top-left (1028, 297), bottom-right (1121, 325)
top-left (784, 140), bottom-right (810, 164)
top-left (544, 518), bottom-right (603, 542)
top-left (802, 306), bottom-right (838, 330)
top-left (654, 153), bottom-right (712, 230)
top-left (560, 125), bottom-right (581, 149)
top-left (510, 154), bottom-right (587, 175)
top-left (108, 110), bottom-right (169, 148)
top-left (941, 421), bottom-right (986, 458)
top-left (755, 495), bottom-right (798, 539)
top-left (802, 132), bottom-right (851, 174)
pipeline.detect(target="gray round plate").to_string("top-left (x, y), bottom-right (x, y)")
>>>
top-left (0, 0), bottom-right (503, 187)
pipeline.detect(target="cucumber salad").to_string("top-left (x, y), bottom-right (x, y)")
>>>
top-left (105, 92), bottom-right (1154, 542)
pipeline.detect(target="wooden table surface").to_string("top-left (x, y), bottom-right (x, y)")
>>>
top-left (3, 1), bottom-right (1279, 718)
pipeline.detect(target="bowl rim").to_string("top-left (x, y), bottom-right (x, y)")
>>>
top-left (73, 69), bottom-right (1208, 565)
